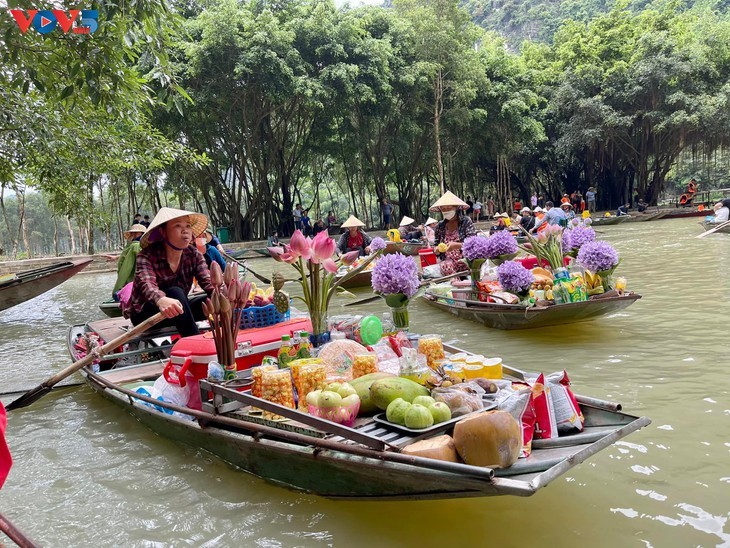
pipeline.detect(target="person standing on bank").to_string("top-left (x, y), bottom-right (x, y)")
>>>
top-left (381, 198), bottom-right (393, 230)
top-left (125, 207), bottom-right (215, 337)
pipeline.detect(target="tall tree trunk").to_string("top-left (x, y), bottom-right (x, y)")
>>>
top-left (66, 216), bottom-right (76, 255)
top-left (434, 69), bottom-right (445, 194)
top-left (53, 216), bottom-right (59, 256)
top-left (0, 183), bottom-right (18, 257)
top-left (17, 188), bottom-right (31, 259)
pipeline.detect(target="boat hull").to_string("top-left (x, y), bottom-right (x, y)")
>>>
top-left (337, 270), bottom-right (372, 289)
top-left (0, 259), bottom-right (93, 312)
top-left (383, 241), bottom-right (427, 256)
top-left (99, 300), bottom-right (123, 318)
top-left (422, 293), bottom-right (641, 330)
top-left (699, 221), bottom-right (730, 234)
top-left (590, 216), bottom-right (628, 226)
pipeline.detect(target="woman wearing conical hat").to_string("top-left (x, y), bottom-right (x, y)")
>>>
top-left (111, 223), bottom-right (146, 301)
top-left (398, 216), bottom-right (423, 242)
top-left (124, 207), bottom-right (215, 337)
top-left (337, 215), bottom-right (373, 256)
top-left (430, 191), bottom-right (477, 276)
top-left (423, 217), bottom-right (438, 245)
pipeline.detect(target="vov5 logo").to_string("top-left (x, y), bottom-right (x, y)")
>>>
top-left (9, 9), bottom-right (98, 34)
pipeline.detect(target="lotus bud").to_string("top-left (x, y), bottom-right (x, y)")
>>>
top-left (224, 262), bottom-right (235, 286)
top-left (228, 278), bottom-right (239, 303)
top-left (340, 250), bottom-right (360, 266)
top-left (210, 262), bottom-right (223, 287)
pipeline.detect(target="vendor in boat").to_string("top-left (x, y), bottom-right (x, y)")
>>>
top-left (111, 223), bottom-right (146, 301)
top-left (337, 215), bottom-right (372, 256)
top-left (531, 201), bottom-right (567, 232)
top-left (424, 217), bottom-right (438, 245)
top-left (398, 216), bottom-right (423, 241)
top-left (617, 203), bottom-right (631, 216)
top-left (519, 207), bottom-right (535, 231)
top-left (195, 228), bottom-right (227, 271)
top-left (489, 212), bottom-right (509, 234)
top-left (268, 231), bottom-right (280, 247)
top-left (125, 207), bottom-right (215, 337)
top-left (430, 191), bottom-right (477, 276)
top-left (561, 202), bottom-right (576, 223)
top-left (713, 202), bottom-right (729, 223)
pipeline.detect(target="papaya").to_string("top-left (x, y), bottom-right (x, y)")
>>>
top-left (350, 372), bottom-right (395, 415)
top-left (370, 377), bottom-right (430, 411)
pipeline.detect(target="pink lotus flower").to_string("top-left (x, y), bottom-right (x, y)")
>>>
top-left (268, 247), bottom-right (285, 261)
top-left (311, 231), bottom-right (336, 263)
top-left (289, 230), bottom-right (311, 260)
top-left (322, 258), bottom-right (338, 273)
top-left (340, 250), bottom-right (360, 266)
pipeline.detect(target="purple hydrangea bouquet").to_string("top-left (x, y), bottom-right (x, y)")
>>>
top-left (497, 261), bottom-right (534, 301)
top-left (577, 241), bottom-right (620, 290)
top-left (481, 231), bottom-right (519, 266)
top-left (562, 226), bottom-right (596, 258)
top-left (371, 252), bottom-right (420, 329)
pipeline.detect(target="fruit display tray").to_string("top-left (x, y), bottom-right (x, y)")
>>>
top-left (371, 400), bottom-right (497, 436)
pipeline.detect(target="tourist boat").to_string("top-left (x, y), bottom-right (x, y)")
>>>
top-left (657, 208), bottom-right (709, 220)
top-left (421, 291), bottom-right (641, 330)
top-left (698, 220), bottom-right (730, 234)
top-left (0, 258), bottom-right (93, 312)
top-left (337, 269), bottom-right (372, 290)
top-left (65, 322), bottom-right (650, 500)
top-left (383, 241), bottom-right (428, 256)
top-left (621, 210), bottom-right (668, 223)
top-left (590, 216), bottom-right (628, 227)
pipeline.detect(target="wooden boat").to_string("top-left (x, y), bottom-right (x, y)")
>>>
top-left (99, 300), bottom-right (123, 318)
top-left (698, 220), bottom-right (730, 234)
top-left (229, 248), bottom-right (270, 260)
top-left (384, 241), bottom-right (427, 256)
top-left (422, 291), bottom-right (641, 330)
top-left (590, 216), bottom-right (628, 227)
top-left (657, 208), bottom-right (709, 220)
top-left (0, 258), bottom-right (93, 312)
top-left (66, 327), bottom-right (650, 500)
top-left (337, 269), bottom-right (372, 289)
top-left (621, 210), bottom-right (668, 223)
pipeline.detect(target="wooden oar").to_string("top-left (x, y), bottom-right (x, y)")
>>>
top-left (696, 219), bottom-right (730, 239)
top-left (344, 271), bottom-right (463, 307)
top-left (6, 312), bottom-right (165, 411)
top-left (221, 250), bottom-right (272, 285)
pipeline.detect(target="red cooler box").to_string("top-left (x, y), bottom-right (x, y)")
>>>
top-left (168, 317), bottom-right (313, 380)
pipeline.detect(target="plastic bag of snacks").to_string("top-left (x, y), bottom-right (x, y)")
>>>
top-left (352, 352), bottom-right (378, 379)
top-left (546, 370), bottom-right (584, 434)
top-left (431, 382), bottom-right (484, 418)
top-left (316, 339), bottom-right (367, 381)
top-left (261, 369), bottom-right (295, 420)
top-left (528, 373), bottom-right (558, 440)
top-left (495, 384), bottom-right (536, 457)
top-left (418, 334), bottom-right (444, 369)
top-left (251, 365), bottom-right (278, 398)
top-left (369, 340), bottom-right (400, 375)
top-left (476, 281), bottom-right (501, 302)
top-left (289, 360), bottom-right (326, 409)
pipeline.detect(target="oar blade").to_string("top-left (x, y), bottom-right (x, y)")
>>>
top-left (5, 385), bottom-right (51, 411)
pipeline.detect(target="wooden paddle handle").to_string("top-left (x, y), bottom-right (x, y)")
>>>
top-left (46, 312), bottom-right (166, 388)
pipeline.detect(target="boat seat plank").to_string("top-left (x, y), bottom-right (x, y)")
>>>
top-left (87, 317), bottom-right (179, 344)
top-left (102, 362), bottom-right (166, 384)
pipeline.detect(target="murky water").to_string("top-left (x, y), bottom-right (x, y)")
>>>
top-left (1, 218), bottom-right (729, 547)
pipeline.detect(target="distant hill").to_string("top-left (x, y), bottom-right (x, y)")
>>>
top-left (459, 0), bottom-right (729, 48)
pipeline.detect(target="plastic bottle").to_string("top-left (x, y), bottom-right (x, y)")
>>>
top-left (278, 335), bottom-right (294, 369)
top-left (291, 330), bottom-right (301, 357)
top-left (297, 331), bottom-right (312, 359)
top-left (380, 312), bottom-right (396, 336)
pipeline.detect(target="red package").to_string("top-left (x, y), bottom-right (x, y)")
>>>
top-left (546, 370), bottom-right (584, 434)
top-left (496, 383), bottom-right (536, 457)
top-left (530, 373), bottom-right (558, 440)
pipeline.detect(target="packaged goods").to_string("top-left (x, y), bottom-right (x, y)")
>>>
top-left (398, 348), bottom-right (431, 385)
top-left (352, 352), bottom-right (378, 379)
top-left (291, 362), bottom-right (326, 410)
top-left (261, 369), bottom-right (295, 420)
top-left (251, 365), bottom-right (277, 398)
top-left (369, 340), bottom-right (400, 375)
top-left (431, 382), bottom-right (484, 417)
top-left (453, 410), bottom-right (521, 468)
top-left (495, 384), bottom-right (536, 457)
top-left (418, 335), bottom-right (445, 369)
top-left (546, 371), bottom-right (584, 433)
top-left (401, 435), bottom-right (460, 463)
top-left (528, 373), bottom-right (557, 440)
top-left (316, 339), bottom-right (368, 381)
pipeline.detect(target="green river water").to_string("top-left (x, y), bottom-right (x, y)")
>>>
top-left (0, 217), bottom-right (728, 547)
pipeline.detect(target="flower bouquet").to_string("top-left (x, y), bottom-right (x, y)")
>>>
top-left (519, 224), bottom-right (566, 272)
top-left (461, 235), bottom-right (490, 294)
top-left (482, 231), bottom-right (519, 266)
top-left (371, 252), bottom-right (420, 330)
top-left (576, 241), bottom-right (620, 291)
top-left (496, 261), bottom-right (534, 305)
top-left (269, 232), bottom-right (384, 346)
top-left (562, 226), bottom-right (596, 258)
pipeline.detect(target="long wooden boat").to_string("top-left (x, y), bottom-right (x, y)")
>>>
top-left (422, 291), bottom-right (641, 330)
top-left (698, 220), bottom-right (730, 234)
top-left (657, 208), bottom-right (709, 220)
top-left (384, 241), bottom-right (427, 256)
top-left (590, 216), bottom-right (628, 227)
top-left (0, 258), bottom-right (92, 312)
top-left (229, 248), bottom-right (270, 260)
top-left (66, 326), bottom-right (650, 500)
top-left (621, 210), bottom-right (669, 223)
top-left (99, 300), bottom-right (123, 318)
top-left (337, 269), bottom-right (372, 289)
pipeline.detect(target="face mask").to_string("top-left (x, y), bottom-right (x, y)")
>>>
top-left (443, 210), bottom-right (456, 220)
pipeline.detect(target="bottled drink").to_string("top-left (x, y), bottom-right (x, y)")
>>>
top-left (297, 331), bottom-right (312, 359)
top-left (278, 335), bottom-right (295, 369)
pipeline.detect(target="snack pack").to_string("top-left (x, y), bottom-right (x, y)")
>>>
top-left (432, 382), bottom-right (485, 418)
top-left (546, 370), bottom-right (584, 433)
top-left (530, 373), bottom-right (558, 440)
top-left (495, 384), bottom-right (536, 457)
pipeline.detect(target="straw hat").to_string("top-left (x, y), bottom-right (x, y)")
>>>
top-left (560, 202), bottom-right (573, 209)
top-left (140, 207), bottom-right (208, 249)
top-left (399, 216), bottom-right (415, 227)
top-left (533, 207), bottom-right (543, 213)
top-left (341, 215), bottom-right (365, 228)
top-left (425, 217), bottom-right (438, 226)
top-left (123, 223), bottom-right (147, 240)
top-left (520, 207), bottom-right (531, 213)
top-left (494, 212), bottom-right (509, 219)
top-left (429, 191), bottom-right (469, 212)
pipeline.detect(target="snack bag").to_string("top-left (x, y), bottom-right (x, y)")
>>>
top-left (546, 370), bottom-right (584, 434)
top-left (496, 384), bottom-right (536, 457)
top-left (529, 373), bottom-right (558, 440)
top-left (431, 382), bottom-right (484, 418)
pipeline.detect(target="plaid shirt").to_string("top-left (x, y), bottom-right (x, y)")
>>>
top-left (434, 215), bottom-right (476, 245)
top-left (124, 243), bottom-right (214, 317)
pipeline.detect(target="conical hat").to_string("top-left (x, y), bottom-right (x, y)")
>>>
top-left (425, 217), bottom-right (438, 225)
top-left (341, 215), bottom-right (365, 228)
top-left (429, 191), bottom-right (468, 212)
top-left (140, 207), bottom-right (208, 249)
top-left (123, 224), bottom-right (147, 240)
top-left (399, 216), bottom-right (415, 227)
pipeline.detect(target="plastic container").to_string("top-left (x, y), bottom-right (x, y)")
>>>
top-left (449, 352), bottom-right (469, 363)
top-left (308, 398), bottom-right (360, 427)
top-left (482, 357), bottom-right (503, 379)
top-left (260, 369), bottom-right (295, 420)
top-left (463, 364), bottom-right (485, 379)
top-left (418, 248), bottom-right (438, 268)
top-left (442, 363), bottom-right (465, 381)
top-left (327, 315), bottom-right (382, 346)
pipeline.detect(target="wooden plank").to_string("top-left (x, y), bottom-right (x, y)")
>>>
top-left (200, 380), bottom-right (386, 451)
top-left (102, 362), bottom-right (165, 384)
